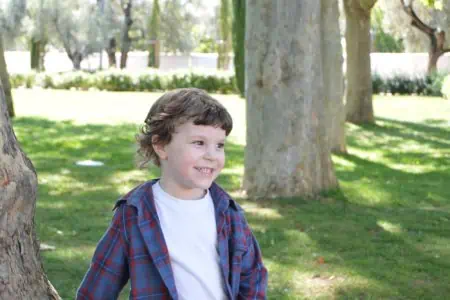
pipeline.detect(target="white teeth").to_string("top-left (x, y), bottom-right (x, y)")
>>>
top-left (197, 167), bottom-right (212, 174)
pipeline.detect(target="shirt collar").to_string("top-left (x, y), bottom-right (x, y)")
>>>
top-left (116, 178), bottom-right (240, 214)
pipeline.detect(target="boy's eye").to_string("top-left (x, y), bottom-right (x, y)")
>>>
top-left (193, 141), bottom-right (204, 146)
top-left (217, 143), bottom-right (225, 149)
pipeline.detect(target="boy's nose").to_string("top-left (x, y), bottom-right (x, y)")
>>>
top-left (204, 147), bottom-right (219, 160)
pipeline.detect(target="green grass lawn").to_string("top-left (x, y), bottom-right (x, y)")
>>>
top-left (12, 89), bottom-right (450, 299)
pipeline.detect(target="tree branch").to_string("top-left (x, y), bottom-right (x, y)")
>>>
top-left (400, 0), bottom-right (435, 37)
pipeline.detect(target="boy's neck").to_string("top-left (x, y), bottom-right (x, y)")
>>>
top-left (158, 179), bottom-right (207, 200)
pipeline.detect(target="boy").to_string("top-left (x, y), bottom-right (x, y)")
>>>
top-left (77, 88), bottom-right (268, 299)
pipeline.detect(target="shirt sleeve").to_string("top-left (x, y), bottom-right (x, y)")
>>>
top-left (76, 205), bottom-right (130, 300)
top-left (238, 218), bottom-right (268, 299)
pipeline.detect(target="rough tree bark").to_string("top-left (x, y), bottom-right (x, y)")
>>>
top-left (401, 0), bottom-right (450, 74)
top-left (322, 1), bottom-right (346, 153)
top-left (0, 77), bottom-right (60, 298)
top-left (0, 35), bottom-right (15, 118)
top-left (120, 0), bottom-right (133, 69)
top-left (244, 1), bottom-right (338, 199)
top-left (343, 0), bottom-right (376, 124)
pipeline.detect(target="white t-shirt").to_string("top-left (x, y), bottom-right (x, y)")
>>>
top-left (152, 182), bottom-right (227, 300)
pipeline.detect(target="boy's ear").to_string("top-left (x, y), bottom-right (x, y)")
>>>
top-left (152, 135), bottom-right (167, 160)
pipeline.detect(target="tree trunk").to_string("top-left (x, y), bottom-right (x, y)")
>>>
top-left (244, 1), bottom-right (338, 199)
top-left (322, 1), bottom-right (346, 153)
top-left (71, 52), bottom-right (82, 70)
top-left (120, 0), bottom-right (133, 69)
top-left (30, 39), bottom-right (39, 70)
top-left (0, 35), bottom-right (15, 118)
top-left (106, 38), bottom-right (117, 68)
top-left (148, 40), bottom-right (160, 68)
top-left (232, 0), bottom-right (246, 97)
top-left (428, 51), bottom-right (441, 73)
top-left (343, 0), bottom-right (376, 124)
top-left (0, 76), bottom-right (60, 299)
top-left (30, 39), bottom-right (46, 72)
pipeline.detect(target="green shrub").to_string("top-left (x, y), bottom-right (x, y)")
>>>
top-left (372, 73), bottom-right (446, 97)
top-left (10, 69), bottom-right (237, 94)
top-left (10, 73), bottom-right (36, 88)
top-left (441, 74), bottom-right (450, 99)
top-left (372, 73), bottom-right (385, 94)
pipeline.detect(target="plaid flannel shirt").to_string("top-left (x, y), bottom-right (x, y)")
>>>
top-left (77, 179), bottom-right (268, 299)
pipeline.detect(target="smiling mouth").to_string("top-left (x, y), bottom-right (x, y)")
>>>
top-left (195, 167), bottom-right (214, 175)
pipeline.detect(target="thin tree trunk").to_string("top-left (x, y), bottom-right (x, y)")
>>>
top-left (322, 0), bottom-right (346, 153)
top-left (30, 39), bottom-right (39, 70)
top-left (106, 38), bottom-right (117, 68)
top-left (428, 49), bottom-right (441, 74)
top-left (344, 0), bottom-right (375, 124)
top-left (244, 0), bottom-right (338, 199)
top-left (0, 75), bottom-right (60, 299)
top-left (71, 52), bottom-right (82, 70)
top-left (0, 35), bottom-right (14, 118)
top-left (120, 0), bottom-right (133, 69)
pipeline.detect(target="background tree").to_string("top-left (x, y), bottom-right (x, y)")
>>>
top-left (120, 0), bottom-right (133, 69)
top-left (159, 0), bottom-right (199, 53)
top-left (147, 0), bottom-right (161, 68)
top-left (343, 0), bottom-right (377, 124)
top-left (50, 0), bottom-right (104, 70)
top-left (244, 0), bottom-right (339, 199)
top-left (98, 0), bottom-right (122, 68)
top-left (0, 73), bottom-right (61, 300)
top-left (27, 0), bottom-right (50, 71)
top-left (371, 6), bottom-right (405, 52)
top-left (232, 0), bottom-right (245, 97)
top-left (0, 0), bottom-right (27, 118)
top-left (217, 0), bottom-right (232, 70)
top-left (400, 0), bottom-right (450, 73)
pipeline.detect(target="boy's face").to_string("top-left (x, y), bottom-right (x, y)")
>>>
top-left (156, 121), bottom-right (226, 200)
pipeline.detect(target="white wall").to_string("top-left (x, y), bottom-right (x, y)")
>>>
top-left (371, 53), bottom-right (450, 77)
top-left (5, 51), bottom-right (450, 76)
top-left (5, 51), bottom-right (235, 73)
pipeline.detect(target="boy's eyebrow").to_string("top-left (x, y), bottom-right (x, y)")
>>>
top-left (190, 135), bottom-right (226, 142)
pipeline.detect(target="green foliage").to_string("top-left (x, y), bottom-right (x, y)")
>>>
top-left (371, 7), bottom-right (404, 53)
top-left (194, 37), bottom-right (218, 53)
top-left (419, 0), bottom-right (443, 9)
top-left (440, 73), bottom-right (450, 98)
top-left (148, 0), bottom-right (160, 40)
top-left (10, 69), bottom-right (237, 94)
top-left (372, 73), bottom-right (446, 96)
top-left (232, 0), bottom-right (245, 97)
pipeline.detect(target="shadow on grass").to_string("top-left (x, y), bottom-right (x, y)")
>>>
top-left (247, 117), bottom-right (450, 299)
top-left (12, 116), bottom-right (450, 299)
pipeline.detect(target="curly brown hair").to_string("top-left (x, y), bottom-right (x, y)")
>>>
top-left (136, 88), bottom-right (233, 168)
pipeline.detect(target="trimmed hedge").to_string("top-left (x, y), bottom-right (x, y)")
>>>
top-left (10, 69), bottom-right (237, 94)
top-left (372, 73), bottom-right (446, 97)
top-left (11, 69), bottom-right (448, 98)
